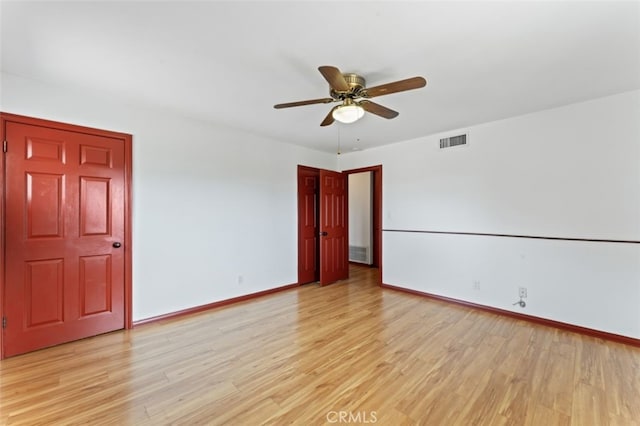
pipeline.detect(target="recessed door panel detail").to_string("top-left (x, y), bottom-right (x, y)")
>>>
top-left (79, 255), bottom-right (112, 316)
top-left (25, 259), bottom-right (65, 328)
top-left (80, 145), bottom-right (112, 168)
top-left (80, 177), bottom-right (111, 236)
top-left (335, 235), bottom-right (347, 272)
top-left (323, 193), bottom-right (333, 227)
top-left (26, 172), bottom-right (64, 238)
top-left (303, 238), bottom-right (316, 273)
top-left (304, 193), bottom-right (315, 227)
top-left (26, 137), bottom-right (65, 163)
top-left (334, 194), bottom-right (345, 227)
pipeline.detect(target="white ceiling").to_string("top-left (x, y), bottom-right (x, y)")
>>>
top-left (1, 1), bottom-right (639, 153)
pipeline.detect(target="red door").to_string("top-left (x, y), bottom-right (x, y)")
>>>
top-left (319, 169), bottom-right (348, 285)
top-left (4, 121), bottom-right (126, 357)
top-left (298, 166), bottom-right (319, 284)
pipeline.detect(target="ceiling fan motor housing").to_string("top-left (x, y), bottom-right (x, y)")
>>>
top-left (330, 73), bottom-right (366, 99)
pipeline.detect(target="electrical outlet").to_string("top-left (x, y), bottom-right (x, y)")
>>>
top-left (519, 287), bottom-right (527, 299)
top-left (473, 280), bottom-right (481, 290)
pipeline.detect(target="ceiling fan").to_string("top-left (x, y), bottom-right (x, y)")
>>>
top-left (274, 66), bottom-right (427, 126)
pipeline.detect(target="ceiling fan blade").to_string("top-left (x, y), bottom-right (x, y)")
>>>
top-left (320, 106), bottom-right (339, 126)
top-left (364, 76), bottom-right (427, 98)
top-left (318, 66), bottom-right (350, 92)
top-left (274, 98), bottom-right (335, 109)
top-left (360, 100), bottom-right (399, 119)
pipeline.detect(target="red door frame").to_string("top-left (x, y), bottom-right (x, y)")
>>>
top-left (297, 164), bottom-right (382, 286)
top-left (0, 112), bottom-right (133, 359)
top-left (343, 165), bottom-right (382, 283)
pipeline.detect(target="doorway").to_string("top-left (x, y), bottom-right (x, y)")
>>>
top-left (344, 165), bottom-right (382, 270)
top-left (0, 113), bottom-right (133, 359)
top-left (297, 166), bottom-right (349, 286)
top-left (297, 164), bottom-right (382, 286)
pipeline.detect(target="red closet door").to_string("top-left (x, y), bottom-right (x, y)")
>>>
top-left (4, 121), bottom-right (126, 357)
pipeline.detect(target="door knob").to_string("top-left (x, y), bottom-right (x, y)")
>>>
top-left (319, 231), bottom-right (328, 236)
top-left (112, 242), bottom-right (122, 248)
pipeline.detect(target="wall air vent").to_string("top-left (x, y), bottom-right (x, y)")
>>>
top-left (349, 245), bottom-right (370, 264)
top-left (440, 133), bottom-right (468, 149)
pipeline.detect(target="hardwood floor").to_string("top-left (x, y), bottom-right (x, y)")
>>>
top-left (1, 265), bottom-right (639, 425)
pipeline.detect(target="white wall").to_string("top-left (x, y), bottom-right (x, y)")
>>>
top-left (1, 72), bottom-right (337, 321)
top-left (339, 90), bottom-right (640, 339)
top-left (3, 71), bottom-right (639, 338)
top-left (348, 172), bottom-right (372, 264)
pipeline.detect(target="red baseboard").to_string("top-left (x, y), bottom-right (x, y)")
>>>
top-left (381, 283), bottom-right (640, 348)
top-left (133, 283), bottom-right (299, 326)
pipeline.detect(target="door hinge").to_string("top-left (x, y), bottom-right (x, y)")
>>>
top-left (2, 317), bottom-right (6, 329)
top-left (2, 140), bottom-right (6, 153)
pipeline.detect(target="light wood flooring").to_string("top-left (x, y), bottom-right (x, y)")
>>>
top-left (1, 265), bottom-right (639, 425)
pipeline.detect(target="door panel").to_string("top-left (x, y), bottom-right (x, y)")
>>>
top-left (4, 121), bottom-right (126, 357)
top-left (80, 177), bottom-right (111, 236)
top-left (80, 144), bottom-right (112, 167)
top-left (27, 172), bottom-right (64, 237)
top-left (26, 137), bottom-right (65, 162)
top-left (25, 259), bottom-right (65, 327)
top-left (319, 170), bottom-right (348, 285)
top-left (79, 254), bottom-right (112, 316)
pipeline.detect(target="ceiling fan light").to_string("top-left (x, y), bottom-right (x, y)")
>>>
top-left (332, 104), bottom-right (365, 124)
